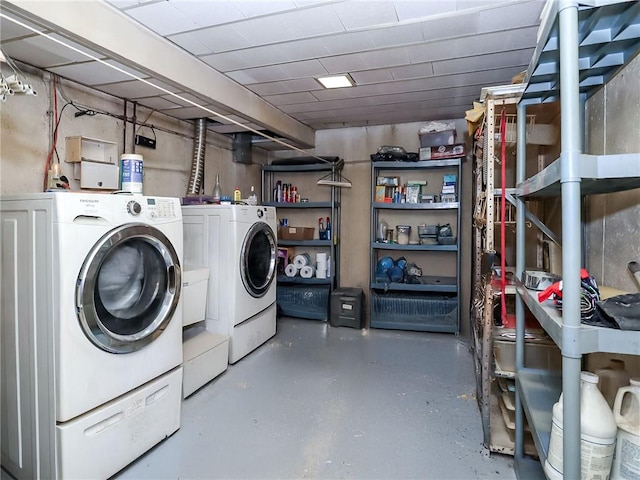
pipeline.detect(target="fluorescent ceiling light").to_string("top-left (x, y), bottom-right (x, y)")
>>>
top-left (316, 74), bottom-right (355, 89)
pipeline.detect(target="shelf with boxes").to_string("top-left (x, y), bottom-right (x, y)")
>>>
top-left (369, 158), bottom-right (462, 333)
top-left (262, 157), bottom-right (342, 321)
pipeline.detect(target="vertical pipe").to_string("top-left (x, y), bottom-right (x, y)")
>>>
top-left (558, 1), bottom-right (582, 479)
top-left (131, 101), bottom-right (137, 154)
top-left (122, 99), bottom-right (127, 154)
top-left (514, 102), bottom-right (527, 460)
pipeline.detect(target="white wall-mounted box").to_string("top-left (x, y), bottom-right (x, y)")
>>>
top-left (65, 136), bottom-right (118, 164)
top-left (73, 160), bottom-right (119, 190)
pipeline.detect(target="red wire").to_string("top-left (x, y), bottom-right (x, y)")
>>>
top-left (43, 76), bottom-right (59, 191)
top-left (500, 109), bottom-right (508, 325)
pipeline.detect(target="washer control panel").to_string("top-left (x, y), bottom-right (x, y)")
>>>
top-left (144, 197), bottom-right (178, 220)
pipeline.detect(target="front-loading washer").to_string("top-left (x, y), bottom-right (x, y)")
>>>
top-left (182, 204), bottom-right (277, 363)
top-left (0, 192), bottom-right (184, 480)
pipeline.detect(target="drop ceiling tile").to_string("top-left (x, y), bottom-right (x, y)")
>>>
top-left (282, 5), bottom-right (345, 38)
top-left (134, 96), bottom-right (183, 110)
top-left (320, 31), bottom-right (376, 55)
top-left (0, 14), bottom-right (45, 41)
top-left (433, 49), bottom-right (533, 76)
top-left (231, 15), bottom-right (295, 45)
top-left (393, 1), bottom-right (456, 21)
top-left (123, 1), bottom-right (197, 36)
top-left (178, 24), bottom-right (252, 54)
top-left (368, 24), bottom-right (424, 49)
top-left (390, 62), bottom-right (434, 80)
top-left (248, 78), bottom-right (323, 96)
top-left (170, 0), bottom-right (245, 28)
top-left (96, 79), bottom-right (179, 98)
top-left (360, 47), bottom-right (410, 69)
top-left (420, 12), bottom-right (478, 41)
top-left (166, 32), bottom-right (214, 56)
top-left (47, 60), bottom-right (145, 86)
top-left (231, 1), bottom-right (298, 18)
top-left (408, 27), bottom-right (538, 63)
top-left (160, 92), bottom-right (212, 108)
top-left (106, 0), bottom-right (140, 8)
top-left (279, 59), bottom-right (328, 78)
top-left (350, 69), bottom-right (394, 85)
top-left (263, 92), bottom-right (319, 105)
top-left (319, 53), bottom-right (367, 74)
top-left (477, 1), bottom-right (543, 33)
top-left (332, 1), bottom-right (398, 30)
top-left (227, 65), bottom-right (290, 84)
top-left (160, 105), bottom-right (218, 119)
top-left (0, 33), bottom-right (104, 68)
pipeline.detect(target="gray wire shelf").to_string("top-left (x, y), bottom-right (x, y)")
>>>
top-left (520, 1), bottom-right (640, 105)
top-left (372, 202), bottom-right (459, 210)
top-left (517, 282), bottom-right (640, 355)
top-left (277, 240), bottom-right (332, 247)
top-left (265, 202), bottom-right (336, 208)
top-left (371, 242), bottom-right (457, 252)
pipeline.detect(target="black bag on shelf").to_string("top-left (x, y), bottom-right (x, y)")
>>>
top-left (593, 293), bottom-right (640, 330)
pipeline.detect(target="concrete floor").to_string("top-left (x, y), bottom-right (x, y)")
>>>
top-left (114, 317), bottom-right (515, 480)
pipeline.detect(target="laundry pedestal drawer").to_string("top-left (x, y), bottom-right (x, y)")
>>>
top-left (182, 326), bottom-right (229, 398)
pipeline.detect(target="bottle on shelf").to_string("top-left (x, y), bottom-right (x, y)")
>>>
top-left (247, 186), bottom-right (258, 206)
top-left (596, 359), bottom-right (631, 408)
top-left (611, 377), bottom-right (640, 480)
top-left (212, 174), bottom-right (222, 204)
top-left (544, 372), bottom-right (617, 480)
top-left (325, 216), bottom-right (331, 242)
top-left (233, 186), bottom-right (242, 202)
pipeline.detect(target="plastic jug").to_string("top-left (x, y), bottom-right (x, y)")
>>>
top-left (544, 372), bottom-right (617, 480)
top-left (611, 378), bottom-right (640, 480)
top-left (596, 359), bottom-right (631, 408)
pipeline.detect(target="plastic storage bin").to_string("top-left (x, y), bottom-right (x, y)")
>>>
top-left (370, 290), bottom-right (457, 331)
top-left (330, 287), bottom-right (364, 328)
top-left (277, 285), bottom-right (330, 321)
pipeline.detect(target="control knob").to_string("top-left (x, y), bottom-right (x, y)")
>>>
top-left (127, 200), bottom-right (142, 216)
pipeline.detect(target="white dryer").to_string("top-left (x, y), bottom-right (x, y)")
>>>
top-left (0, 192), bottom-right (184, 480)
top-left (182, 204), bottom-right (277, 363)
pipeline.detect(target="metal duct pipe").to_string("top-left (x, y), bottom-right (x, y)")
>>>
top-left (187, 118), bottom-right (207, 195)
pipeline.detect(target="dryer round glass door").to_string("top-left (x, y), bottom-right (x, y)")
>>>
top-left (76, 223), bottom-right (181, 353)
top-left (240, 222), bottom-right (276, 298)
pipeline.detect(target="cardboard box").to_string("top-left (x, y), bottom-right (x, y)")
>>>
top-left (279, 226), bottom-right (315, 240)
top-left (419, 144), bottom-right (466, 160)
top-left (419, 129), bottom-right (456, 147)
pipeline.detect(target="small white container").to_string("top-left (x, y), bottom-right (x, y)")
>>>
top-left (545, 372), bottom-right (617, 480)
top-left (596, 359), bottom-right (631, 408)
top-left (611, 378), bottom-right (640, 480)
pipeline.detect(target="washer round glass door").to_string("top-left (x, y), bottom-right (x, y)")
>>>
top-left (76, 223), bottom-right (181, 353)
top-left (240, 222), bottom-right (276, 298)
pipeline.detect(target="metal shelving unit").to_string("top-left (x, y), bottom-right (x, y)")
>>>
top-left (262, 158), bottom-right (343, 320)
top-left (514, 1), bottom-right (640, 477)
top-left (369, 158), bottom-right (462, 333)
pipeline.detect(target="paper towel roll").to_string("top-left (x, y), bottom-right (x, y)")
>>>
top-left (285, 263), bottom-right (298, 277)
top-left (315, 252), bottom-right (327, 263)
top-left (300, 265), bottom-right (315, 278)
top-left (293, 253), bottom-right (311, 268)
top-left (316, 259), bottom-right (327, 271)
top-left (315, 268), bottom-right (327, 279)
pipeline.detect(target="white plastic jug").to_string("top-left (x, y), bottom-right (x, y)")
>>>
top-left (596, 359), bottom-right (631, 409)
top-left (611, 378), bottom-right (640, 480)
top-left (544, 372), bottom-right (618, 480)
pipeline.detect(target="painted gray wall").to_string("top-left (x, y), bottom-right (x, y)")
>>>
top-left (311, 122), bottom-right (473, 336)
top-left (585, 53), bottom-right (640, 292)
top-left (0, 66), bottom-right (266, 199)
